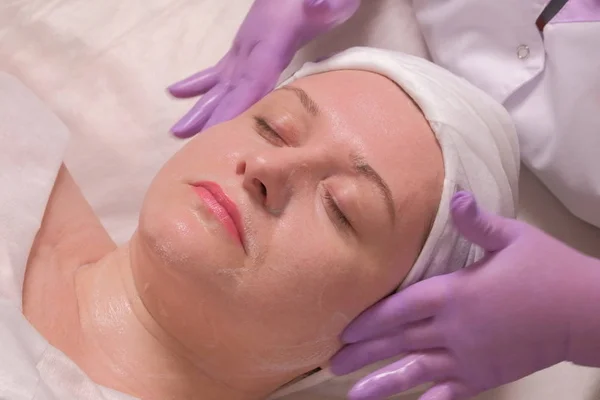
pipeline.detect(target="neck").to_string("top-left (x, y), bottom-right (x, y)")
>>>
top-left (55, 245), bottom-right (271, 400)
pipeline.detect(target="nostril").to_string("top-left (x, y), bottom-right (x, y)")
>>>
top-left (259, 182), bottom-right (267, 197)
top-left (253, 178), bottom-right (267, 198)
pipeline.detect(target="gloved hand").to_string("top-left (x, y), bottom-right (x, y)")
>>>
top-left (331, 191), bottom-right (600, 400)
top-left (167, 0), bottom-right (360, 138)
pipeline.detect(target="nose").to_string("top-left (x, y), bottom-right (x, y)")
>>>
top-left (238, 149), bottom-right (311, 215)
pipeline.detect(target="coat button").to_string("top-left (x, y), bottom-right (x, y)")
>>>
top-left (517, 44), bottom-right (530, 59)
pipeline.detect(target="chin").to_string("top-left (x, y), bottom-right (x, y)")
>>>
top-left (138, 205), bottom-right (245, 281)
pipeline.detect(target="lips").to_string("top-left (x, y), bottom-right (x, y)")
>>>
top-left (191, 181), bottom-right (245, 249)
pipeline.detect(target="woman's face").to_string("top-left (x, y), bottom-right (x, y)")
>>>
top-left (134, 70), bottom-right (443, 388)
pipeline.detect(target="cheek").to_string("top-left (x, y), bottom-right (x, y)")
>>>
top-left (222, 234), bottom-right (366, 338)
top-left (243, 229), bottom-right (405, 340)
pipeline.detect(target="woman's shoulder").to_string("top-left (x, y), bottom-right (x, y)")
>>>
top-left (0, 72), bottom-right (70, 307)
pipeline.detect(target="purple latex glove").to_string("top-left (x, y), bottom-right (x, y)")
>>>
top-left (331, 191), bottom-right (600, 400)
top-left (167, 0), bottom-right (360, 138)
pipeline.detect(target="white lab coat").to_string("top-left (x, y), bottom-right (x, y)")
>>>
top-left (413, 0), bottom-right (600, 228)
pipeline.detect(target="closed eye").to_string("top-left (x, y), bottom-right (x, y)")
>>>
top-left (253, 116), bottom-right (286, 146)
top-left (323, 190), bottom-right (352, 231)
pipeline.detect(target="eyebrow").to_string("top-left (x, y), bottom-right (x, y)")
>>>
top-left (351, 153), bottom-right (396, 225)
top-left (280, 86), bottom-right (320, 116)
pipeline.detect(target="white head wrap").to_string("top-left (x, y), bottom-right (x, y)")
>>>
top-left (270, 47), bottom-right (520, 397)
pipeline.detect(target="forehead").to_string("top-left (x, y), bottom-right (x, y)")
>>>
top-left (279, 70), bottom-right (443, 217)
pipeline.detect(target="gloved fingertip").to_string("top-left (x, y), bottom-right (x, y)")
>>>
top-left (166, 81), bottom-right (180, 91)
top-left (170, 118), bottom-right (201, 139)
top-left (348, 376), bottom-right (384, 400)
top-left (419, 385), bottom-right (453, 400)
top-left (329, 351), bottom-right (360, 376)
top-left (166, 85), bottom-right (181, 96)
top-left (166, 76), bottom-right (188, 90)
top-left (170, 129), bottom-right (195, 139)
top-left (451, 190), bottom-right (515, 251)
top-left (450, 191), bottom-right (477, 217)
top-left (304, 0), bottom-right (328, 10)
top-left (340, 325), bottom-right (362, 344)
top-left (329, 362), bottom-right (350, 376)
top-left (167, 71), bottom-right (219, 98)
top-left (167, 82), bottom-right (195, 98)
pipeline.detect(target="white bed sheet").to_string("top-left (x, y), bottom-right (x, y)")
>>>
top-left (1, 0), bottom-right (599, 398)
